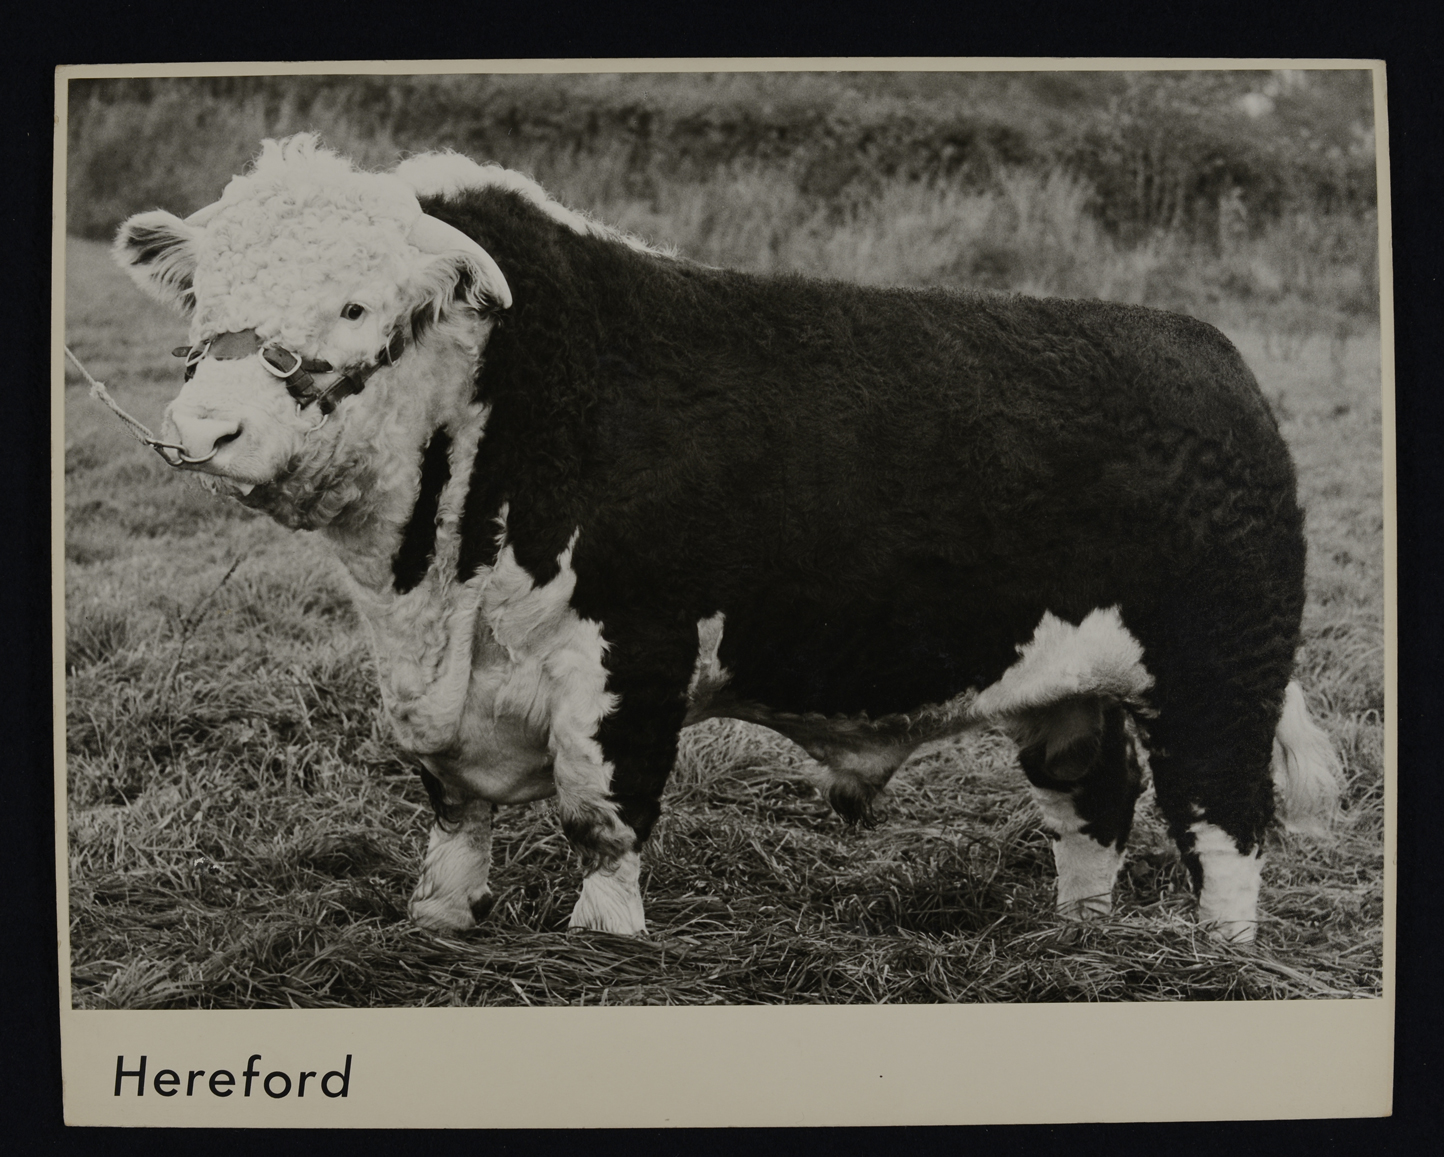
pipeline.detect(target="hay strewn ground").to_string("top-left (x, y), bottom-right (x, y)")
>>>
top-left (63, 154), bottom-right (1385, 1008)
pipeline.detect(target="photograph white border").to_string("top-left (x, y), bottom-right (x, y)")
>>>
top-left (53, 57), bottom-right (1396, 1128)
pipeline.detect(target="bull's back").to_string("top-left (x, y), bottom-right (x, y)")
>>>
top-left (585, 278), bottom-right (1294, 588)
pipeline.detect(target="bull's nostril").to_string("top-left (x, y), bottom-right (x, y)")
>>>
top-left (168, 414), bottom-right (244, 463)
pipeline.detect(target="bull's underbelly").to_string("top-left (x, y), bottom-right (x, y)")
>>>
top-left (681, 610), bottom-right (989, 770)
top-left (426, 605), bottom-right (1153, 803)
top-left (433, 675), bottom-right (978, 805)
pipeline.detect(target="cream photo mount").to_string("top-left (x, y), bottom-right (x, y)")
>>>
top-left (53, 58), bottom-right (1396, 1128)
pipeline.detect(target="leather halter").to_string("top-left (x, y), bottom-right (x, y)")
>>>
top-left (172, 327), bottom-right (407, 416)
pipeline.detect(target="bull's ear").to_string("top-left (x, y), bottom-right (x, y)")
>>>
top-left (444, 253), bottom-right (511, 315)
top-left (408, 214), bottom-right (511, 311)
top-left (405, 252), bottom-right (510, 342)
top-left (112, 210), bottom-right (200, 315)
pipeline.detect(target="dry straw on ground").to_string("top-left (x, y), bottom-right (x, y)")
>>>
top-left (63, 73), bottom-right (1384, 1006)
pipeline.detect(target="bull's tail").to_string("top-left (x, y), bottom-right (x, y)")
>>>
top-left (1271, 680), bottom-right (1344, 834)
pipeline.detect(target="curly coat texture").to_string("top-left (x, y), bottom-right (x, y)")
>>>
top-left (187, 135), bottom-right (423, 348)
top-left (422, 177), bottom-right (1308, 858)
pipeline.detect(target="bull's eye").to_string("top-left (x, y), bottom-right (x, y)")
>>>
top-left (341, 303), bottom-right (368, 321)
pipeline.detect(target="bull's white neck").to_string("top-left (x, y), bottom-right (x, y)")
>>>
top-left (314, 323), bottom-right (490, 595)
top-left (308, 323), bottom-right (496, 757)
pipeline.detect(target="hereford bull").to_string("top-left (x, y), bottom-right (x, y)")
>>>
top-left (113, 134), bottom-right (1340, 945)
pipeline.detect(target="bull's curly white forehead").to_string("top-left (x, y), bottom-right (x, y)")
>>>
top-left (191, 134), bottom-right (425, 346)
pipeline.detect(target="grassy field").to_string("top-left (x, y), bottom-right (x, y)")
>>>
top-left (62, 162), bottom-right (1385, 1005)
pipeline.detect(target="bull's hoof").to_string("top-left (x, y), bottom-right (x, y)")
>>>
top-left (567, 908), bottom-right (647, 937)
top-left (568, 854), bottom-right (647, 936)
top-left (1056, 894), bottom-right (1113, 921)
top-left (1049, 921), bottom-right (1086, 948)
top-left (408, 889), bottom-right (493, 932)
top-left (568, 916), bottom-right (647, 937)
top-left (1202, 918), bottom-right (1258, 946)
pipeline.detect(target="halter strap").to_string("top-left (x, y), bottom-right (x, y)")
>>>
top-left (172, 327), bottom-right (406, 416)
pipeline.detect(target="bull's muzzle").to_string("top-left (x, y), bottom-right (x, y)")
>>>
top-left (163, 412), bottom-right (241, 465)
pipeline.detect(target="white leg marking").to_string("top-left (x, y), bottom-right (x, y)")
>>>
top-left (408, 800), bottom-right (494, 931)
top-left (569, 850), bottom-right (646, 935)
top-left (1190, 820), bottom-right (1264, 944)
top-left (684, 611), bottom-right (731, 721)
top-left (472, 533), bottom-right (642, 923)
top-left (543, 605), bottom-right (623, 843)
top-left (1030, 786), bottom-right (1124, 919)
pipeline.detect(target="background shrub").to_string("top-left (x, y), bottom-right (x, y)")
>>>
top-left (65, 70), bottom-right (1377, 334)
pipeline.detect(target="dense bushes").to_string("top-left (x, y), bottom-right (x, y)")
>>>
top-left (67, 72), bottom-right (1375, 230)
top-left (65, 70), bottom-right (1379, 327)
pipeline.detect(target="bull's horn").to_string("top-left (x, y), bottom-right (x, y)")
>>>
top-left (408, 214), bottom-right (513, 311)
top-left (185, 200), bottom-right (224, 227)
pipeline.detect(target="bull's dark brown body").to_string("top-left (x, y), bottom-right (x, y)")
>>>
top-left (437, 183), bottom-right (1304, 876)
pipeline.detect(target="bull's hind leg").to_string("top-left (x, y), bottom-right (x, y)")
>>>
top-left (407, 768), bottom-right (496, 931)
top-left (1015, 700), bottom-right (1144, 920)
top-left (1146, 708), bottom-right (1279, 944)
top-left (1141, 657), bottom-right (1290, 944)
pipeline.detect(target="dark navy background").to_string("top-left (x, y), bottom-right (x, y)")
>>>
top-left (5, 2), bottom-right (1439, 1153)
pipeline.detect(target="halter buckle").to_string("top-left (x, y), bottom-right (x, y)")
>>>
top-left (183, 342), bottom-right (209, 381)
top-left (260, 342), bottom-right (303, 379)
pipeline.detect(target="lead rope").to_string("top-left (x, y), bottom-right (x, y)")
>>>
top-left (65, 346), bottom-right (213, 465)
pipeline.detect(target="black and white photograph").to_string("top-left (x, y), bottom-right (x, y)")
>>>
top-left (59, 65), bottom-right (1388, 1028)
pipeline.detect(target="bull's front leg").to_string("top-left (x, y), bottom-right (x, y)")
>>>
top-left (407, 770), bottom-right (496, 931)
top-left (551, 618), bottom-right (696, 936)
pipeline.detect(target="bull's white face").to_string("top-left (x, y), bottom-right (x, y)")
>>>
top-left (158, 268), bottom-right (407, 491)
top-left (113, 138), bottom-right (510, 522)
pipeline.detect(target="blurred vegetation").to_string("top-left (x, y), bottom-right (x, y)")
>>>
top-left (65, 71), bottom-right (1379, 332)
